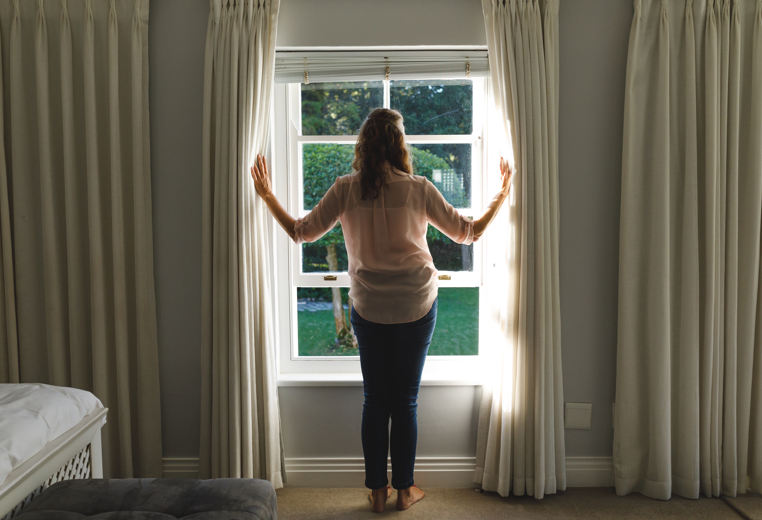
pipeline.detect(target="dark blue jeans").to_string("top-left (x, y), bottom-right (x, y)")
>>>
top-left (350, 300), bottom-right (437, 490)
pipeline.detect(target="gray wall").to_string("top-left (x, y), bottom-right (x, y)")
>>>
top-left (280, 386), bottom-right (481, 459)
top-left (149, 0), bottom-right (208, 457)
top-left (558, 0), bottom-right (632, 456)
top-left (277, 0), bottom-right (487, 47)
top-left (149, 0), bottom-right (633, 462)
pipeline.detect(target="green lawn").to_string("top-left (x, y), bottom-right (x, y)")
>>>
top-left (297, 287), bottom-right (479, 356)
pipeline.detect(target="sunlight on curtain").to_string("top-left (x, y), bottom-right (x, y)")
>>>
top-left (483, 88), bottom-right (516, 416)
top-left (199, 0), bottom-right (284, 487)
top-left (475, 0), bottom-right (565, 499)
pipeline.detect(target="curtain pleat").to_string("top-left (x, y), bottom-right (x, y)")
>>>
top-left (37, 0), bottom-right (69, 387)
top-left (615, 0), bottom-right (762, 500)
top-left (476, 0), bottom-right (565, 499)
top-left (83, 0), bottom-right (113, 472)
top-left (60, 0), bottom-right (92, 393)
top-left (0, 0), bottom-right (162, 478)
top-left (700, 0), bottom-right (722, 498)
top-left (0, 16), bottom-right (17, 384)
top-left (199, 0), bottom-right (283, 487)
top-left (748, 1), bottom-right (762, 492)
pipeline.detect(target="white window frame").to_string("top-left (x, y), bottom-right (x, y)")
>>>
top-left (272, 77), bottom-right (492, 382)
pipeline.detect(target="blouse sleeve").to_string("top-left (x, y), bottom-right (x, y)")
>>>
top-left (424, 179), bottom-right (475, 245)
top-left (293, 179), bottom-right (343, 244)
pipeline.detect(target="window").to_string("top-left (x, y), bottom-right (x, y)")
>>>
top-left (272, 73), bottom-right (489, 377)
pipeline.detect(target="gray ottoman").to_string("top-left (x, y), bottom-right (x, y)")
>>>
top-left (15, 478), bottom-right (277, 520)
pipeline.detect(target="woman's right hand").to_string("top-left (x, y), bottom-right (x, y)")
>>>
top-left (473, 156), bottom-right (514, 240)
top-left (251, 154), bottom-right (274, 199)
top-left (500, 156), bottom-right (513, 196)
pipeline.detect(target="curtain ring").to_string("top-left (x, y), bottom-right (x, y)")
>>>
top-left (303, 57), bottom-right (309, 85)
top-left (384, 58), bottom-right (390, 81)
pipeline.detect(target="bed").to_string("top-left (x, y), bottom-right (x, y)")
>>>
top-left (0, 384), bottom-right (107, 520)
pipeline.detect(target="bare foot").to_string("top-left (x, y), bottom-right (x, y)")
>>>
top-left (368, 486), bottom-right (392, 513)
top-left (396, 485), bottom-right (425, 510)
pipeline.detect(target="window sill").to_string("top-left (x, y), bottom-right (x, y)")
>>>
top-left (277, 371), bottom-right (484, 387)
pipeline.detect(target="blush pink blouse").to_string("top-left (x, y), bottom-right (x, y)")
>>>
top-left (294, 170), bottom-right (475, 324)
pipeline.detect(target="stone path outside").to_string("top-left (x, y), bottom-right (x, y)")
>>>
top-left (297, 301), bottom-right (349, 312)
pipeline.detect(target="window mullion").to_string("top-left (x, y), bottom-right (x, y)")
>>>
top-left (292, 270), bottom-right (352, 287)
top-left (434, 272), bottom-right (479, 288)
top-left (383, 79), bottom-right (390, 109)
top-left (402, 136), bottom-right (476, 145)
top-left (295, 135), bottom-right (359, 144)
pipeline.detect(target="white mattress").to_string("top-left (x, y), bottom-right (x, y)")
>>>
top-left (0, 384), bottom-right (105, 487)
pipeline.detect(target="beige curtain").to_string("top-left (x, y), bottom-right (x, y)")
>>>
top-left (615, 0), bottom-right (762, 500)
top-left (0, 0), bottom-right (162, 478)
top-left (199, 0), bottom-right (284, 487)
top-left (475, 0), bottom-right (565, 499)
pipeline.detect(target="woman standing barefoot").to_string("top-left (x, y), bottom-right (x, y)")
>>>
top-left (251, 108), bottom-right (512, 513)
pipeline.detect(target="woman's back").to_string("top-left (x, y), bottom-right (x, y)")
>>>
top-left (294, 169), bottom-right (473, 324)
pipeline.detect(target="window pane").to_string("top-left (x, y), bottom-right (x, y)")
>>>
top-left (390, 79), bottom-right (473, 135)
top-left (428, 223), bottom-right (474, 272)
top-left (303, 143), bottom-right (355, 211)
top-left (297, 287), bottom-right (355, 356)
top-left (429, 288), bottom-right (479, 356)
top-left (410, 143), bottom-right (471, 208)
top-left (302, 231), bottom-right (348, 273)
top-left (301, 81), bottom-right (384, 136)
top-left (296, 287), bottom-right (478, 357)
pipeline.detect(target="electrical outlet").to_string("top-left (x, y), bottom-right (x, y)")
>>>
top-left (565, 402), bottom-right (592, 429)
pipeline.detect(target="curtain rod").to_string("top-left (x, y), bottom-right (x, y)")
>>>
top-left (276, 46), bottom-right (489, 53)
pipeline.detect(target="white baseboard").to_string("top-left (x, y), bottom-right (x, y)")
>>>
top-left (161, 456), bottom-right (614, 488)
top-left (285, 457), bottom-right (478, 488)
top-left (565, 457), bottom-right (614, 487)
top-left (162, 458), bottom-right (200, 479)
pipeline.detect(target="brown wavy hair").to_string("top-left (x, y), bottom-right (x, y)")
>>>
top-left (352, 108), bottom-right (413, 200)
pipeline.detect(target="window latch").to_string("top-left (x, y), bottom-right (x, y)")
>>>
top-left (324, 275), bottom-right (337, 281)
top-left (438, 274), bottom-right (451, 280)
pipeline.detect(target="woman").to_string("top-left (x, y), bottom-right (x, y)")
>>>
top-left (251, 108), bottom-right (512, 512)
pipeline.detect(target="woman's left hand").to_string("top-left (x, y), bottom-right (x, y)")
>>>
top-left (250, 154), bottom-right (273, 198)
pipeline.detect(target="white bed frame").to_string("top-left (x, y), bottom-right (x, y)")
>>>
top-left (0, 407), bottom-right (108, 520)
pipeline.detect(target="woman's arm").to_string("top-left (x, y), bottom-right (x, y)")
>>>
top-left (472, 157), bottom-right (513, 240)
top-left (251, 154), bottom-right (297, 240)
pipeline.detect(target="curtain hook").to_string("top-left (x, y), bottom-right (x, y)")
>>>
top-left (303, 57), bottom-right (309, 85)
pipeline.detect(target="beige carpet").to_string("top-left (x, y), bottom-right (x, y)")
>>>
top-left (723, 491), bottom-right (762, 520)
top-left (276, 487), bottom-right (746, 520)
